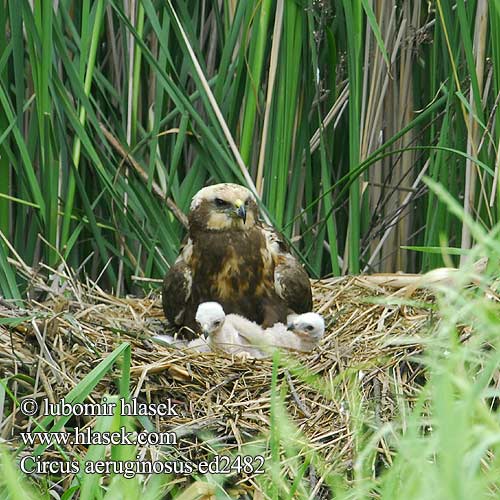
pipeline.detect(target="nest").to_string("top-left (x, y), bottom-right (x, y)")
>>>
top-left (0, 273), bottom-right (434, 495)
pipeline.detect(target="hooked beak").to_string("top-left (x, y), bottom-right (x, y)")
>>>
top-left (197, 322), bottom-right (209, 336)
top-left (288, 324), bottom-right (308, 338)
top-left (234, 199), bottom-right (246, 224)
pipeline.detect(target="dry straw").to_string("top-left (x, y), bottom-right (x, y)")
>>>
top-left (0, 266), bottom-right (438, 491)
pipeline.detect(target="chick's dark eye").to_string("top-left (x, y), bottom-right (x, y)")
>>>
top-left (215, 198), bottom-right (228, 207)
top-left (306, 325), bottom-right (314, 331)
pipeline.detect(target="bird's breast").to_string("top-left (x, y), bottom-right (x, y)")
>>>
top-left (191, 229), bottom-right (274, 301)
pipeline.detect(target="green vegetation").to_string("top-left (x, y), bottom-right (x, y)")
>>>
top-left (1, 1), bottom-right (500, 498)
top-left (0, 1), bottom-right (499, 294)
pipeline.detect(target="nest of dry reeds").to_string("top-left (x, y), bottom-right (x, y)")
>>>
top-left (0, 271), bottom-right (435, 494)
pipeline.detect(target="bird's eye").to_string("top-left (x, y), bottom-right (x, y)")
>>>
top-left (213, 320), bottom-right (222, 327)
top-left (244, 198), bottom-right (250, 206)
top-left (305, 325), bottom-right (314, 331)
top-left (214, 198), bottom-right (228, 207)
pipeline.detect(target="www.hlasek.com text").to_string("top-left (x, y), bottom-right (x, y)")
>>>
top-left (21, 426), bottom-right (177, 447)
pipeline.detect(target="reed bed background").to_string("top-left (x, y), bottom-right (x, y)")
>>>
top-left (2, 1), bottom-right (500, 499)
top-left (1, 1), bottom-right (499, 298)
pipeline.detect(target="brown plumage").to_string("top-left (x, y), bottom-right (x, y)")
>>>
top-left (162, 183), bottom-right (312, 338)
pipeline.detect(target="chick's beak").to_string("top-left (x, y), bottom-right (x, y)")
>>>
top-left (234, 199), bottom-right (246, 223)
top-left (201, 324), bottom-right (210, 336)
top-left (196, 322), bottom-right (207, 335)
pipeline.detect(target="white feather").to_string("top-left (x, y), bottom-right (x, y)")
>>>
top-left (152, 334), bottom-right (188, 348)
top-left (194, 302), bottom-right (324, 358)
top-left (194, 302), bottom-right (263, 357)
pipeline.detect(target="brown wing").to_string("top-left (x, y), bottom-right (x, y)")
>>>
top-left (263, 225), bottom-right (313, 314)
top-left (162, 237), bottom-right (193, 326)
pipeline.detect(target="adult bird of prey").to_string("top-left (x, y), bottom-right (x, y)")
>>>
top-left (162, 183), bottom-right (312, 338)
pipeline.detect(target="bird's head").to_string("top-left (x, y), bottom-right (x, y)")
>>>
top-left (287, 313), bottom-right (325, 341)
top-left (195, 301), bottom-right (226, 336)
top-left (189, 183), bottom-right (259, 231)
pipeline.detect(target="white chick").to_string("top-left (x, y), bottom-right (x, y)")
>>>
top-left (231, 311), bottom-right (325, 354)
top-left (194, 302), bottom-right (263, 358)
top-left (285, 312), bottom-right (325, 349)
top-left (186, 335), bottom-right (211, 352)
